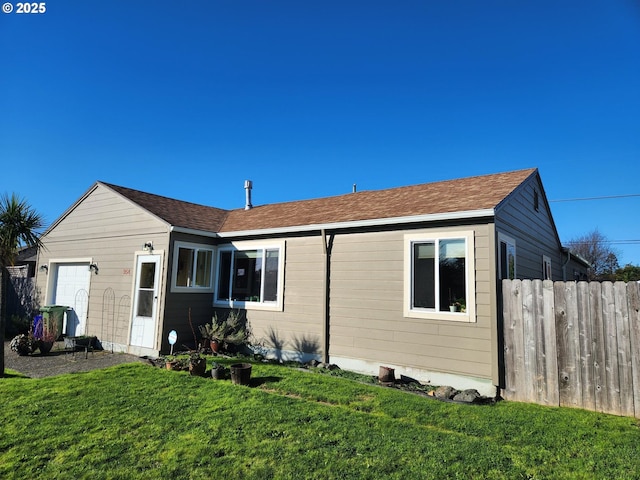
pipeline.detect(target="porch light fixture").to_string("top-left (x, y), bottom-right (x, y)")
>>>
top-left (89, 263), bottom-right (99, 274)
top-left (143, 241), bottom-right (153, 252)
top-left (39, 264), bottom-right (48, 273)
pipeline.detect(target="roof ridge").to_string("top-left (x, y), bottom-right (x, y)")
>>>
top-left (218, 168), bottom-right (538, 232)
top-left (223, 167), bottom-right (538, 212)
top-left (93, 168), bottom-right (537, 234)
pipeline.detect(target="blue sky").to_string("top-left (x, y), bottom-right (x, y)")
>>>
top-left (2, 1), bottom-right (639, 265)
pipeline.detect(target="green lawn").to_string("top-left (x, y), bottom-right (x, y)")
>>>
top-left (1, 359), bottom-right (639, 479)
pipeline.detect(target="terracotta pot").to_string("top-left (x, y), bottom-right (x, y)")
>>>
top-left (210, 339), bottom-right (221, 353)
top-left (166, 361), bottom-right (178, 370)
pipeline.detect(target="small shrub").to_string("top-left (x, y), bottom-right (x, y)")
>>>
top-left (9, 334), bottom-right (35, 356)
top-left (199, 310), bottom-right (250, 348)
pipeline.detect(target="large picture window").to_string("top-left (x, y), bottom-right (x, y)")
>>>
top-left (215, 241), bottom-right (284, 310)
top-left (405, 231), bottom-right (475, 322)
top-left (171, 242), bottom-right (214, 292)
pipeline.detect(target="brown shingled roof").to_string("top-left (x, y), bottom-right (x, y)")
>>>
top-left (101, 182), bottom-right (228, 232)
top-left (100, 168), bottom-right (536, 235)
top-left (219, 168), bottom-right (537, 232)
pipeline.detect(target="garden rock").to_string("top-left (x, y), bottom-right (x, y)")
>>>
top-left (453, 389), bottom-right (482, 404)
top-left (434, 385), bottom-right (458, 400)
top-left (316, 362), bottom-right (339, 370)
top-left (399, 374), bottom-right (419, 384)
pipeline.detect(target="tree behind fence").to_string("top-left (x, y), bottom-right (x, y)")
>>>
top-left (502, 279), bottom-right (640, 417)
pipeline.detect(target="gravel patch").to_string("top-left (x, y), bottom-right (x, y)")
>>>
top-left (2, 341), bottom-right (151, 378)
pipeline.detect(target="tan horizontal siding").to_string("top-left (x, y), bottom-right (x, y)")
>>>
top-left (37, 185), bottom-right (171, 349)
top-left (239, 236), bottom-right (325, 353)
top-left (329, 226), bottom-right (494, 381)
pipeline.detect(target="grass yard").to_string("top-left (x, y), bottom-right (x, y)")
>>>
top-left (1, 359), bottom-right (639, 479)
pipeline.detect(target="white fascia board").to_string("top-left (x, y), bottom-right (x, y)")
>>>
top-left (170, 226), bottom-right (220, 238)
top-left (206, 208), bottom-right (495, 238)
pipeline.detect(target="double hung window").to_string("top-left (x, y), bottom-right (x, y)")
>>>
top-left (172, 242), bottom-right (214, 292)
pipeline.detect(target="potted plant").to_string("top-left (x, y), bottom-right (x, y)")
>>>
top-left (164, 356), bottom-right (188, 371)
top-left (164, 355), bottom-right (178, 370)
top-left (230, 362), bottom-right (252, 385)
top-left (9, 333), bottom-right (35, 356)
top-left (199, 310), bottom-right (249, 353)
top-left (210, 361), bottom-right (226, 380)
top-left (189, 351), bottom-right (207, 376)
top-left (199, 313), bottom-right (226, 353)
top-left (448, 291), bottom-right (466, 313)
top-left (221, 310), bottom-right (249, 352)
top-left (33, 316), bottom-right (58, 354)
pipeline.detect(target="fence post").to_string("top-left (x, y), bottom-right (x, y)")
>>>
top-left (601, 282), bottom-right (622, 415)
top-left (502, 279), bottom-right (523, 401)
top-left (628, 282), bottom-right (640, 418)
top-left (556, 281), bottom-right (582, 408)
top-left (614, 282), bottom-right (634, 417)
top-left (522, 280), bottom-right (537, 403)
top-left (542, 280), bottom-right (558, 406)
top-left (576, 281), bottom-right (595, 411)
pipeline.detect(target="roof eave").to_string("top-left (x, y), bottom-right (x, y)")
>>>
top-left (170, 226), bottom-right (222, 238)
top-left (214, 208), bottom-right (496, 238)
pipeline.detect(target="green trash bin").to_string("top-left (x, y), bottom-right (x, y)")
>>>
top-left (40, 306), bottom-right (68, 341)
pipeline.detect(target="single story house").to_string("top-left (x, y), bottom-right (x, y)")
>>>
top-left (35, 168), bottom-right (588, 395)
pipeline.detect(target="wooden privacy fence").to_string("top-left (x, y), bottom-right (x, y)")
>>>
top-left (502, 279), bottom-right (640, 417)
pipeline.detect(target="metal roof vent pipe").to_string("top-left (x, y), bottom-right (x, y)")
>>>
top-left (244, 180), bottom-right (253, 210)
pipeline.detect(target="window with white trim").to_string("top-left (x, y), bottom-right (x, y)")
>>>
top-left (215, 241), bottom-right (284, 310)
top-left (405, 231), bottom-right (475, 322)
top-left (171, 242), bottom-right (214, 292)
top-left (543, 255), bottom-right (552, 280)
top-left (498, 233), bottom-right (516, 280)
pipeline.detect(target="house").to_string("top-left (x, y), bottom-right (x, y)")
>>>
top-left (35, 168), bottom-right (586, 395)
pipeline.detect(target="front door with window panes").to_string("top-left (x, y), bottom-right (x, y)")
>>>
top-left (130, 254), bottom-right (160, 348)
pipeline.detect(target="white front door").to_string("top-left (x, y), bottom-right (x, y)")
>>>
top-left (130, 254), bottom-right (161, 349)
top-left (52, 263), bottom-right (91, 336)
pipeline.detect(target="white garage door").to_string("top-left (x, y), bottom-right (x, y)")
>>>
top-left (52, 263), bottom-right (91, 336)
